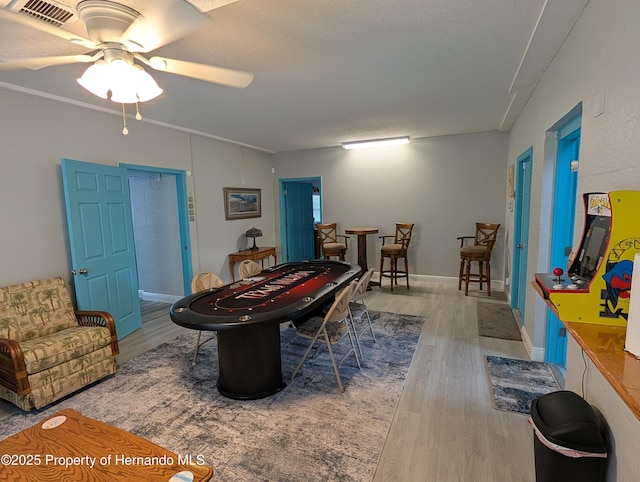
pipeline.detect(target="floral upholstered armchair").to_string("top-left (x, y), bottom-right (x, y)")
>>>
top-left (0, 277), bottom-right (119, 410)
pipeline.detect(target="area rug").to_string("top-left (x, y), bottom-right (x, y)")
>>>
top-left (0, 310), bottom-right (424, 482)
top-left (485, 355), bottom-right (560, 414)
top-left (477, 301), bottom-right (522, 340)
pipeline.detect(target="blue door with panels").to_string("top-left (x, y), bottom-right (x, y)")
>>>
top-left (61, 158), bottom-right (142, 339)
top-left (546, 116), bottom-right (581, 365)
top-left (281, 181), bottom-right (315, 262)
top-left (511, 148), bottom-right (532, 319)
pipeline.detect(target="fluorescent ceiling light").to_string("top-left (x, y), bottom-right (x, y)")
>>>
top-left (342, 136), bottom-right (410, 150)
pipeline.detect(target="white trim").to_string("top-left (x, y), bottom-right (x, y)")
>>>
top-left (521, 325), bottom-right (545, 362)
top-left (138, 290), bottom-right (182, 304)
top-left (0, 81), bottom-right (275, 154)
top-left (394, 273), bottom-right (505, 292)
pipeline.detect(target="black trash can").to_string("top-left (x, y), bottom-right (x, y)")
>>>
top-left (529, 390), bottom-right (607, 482)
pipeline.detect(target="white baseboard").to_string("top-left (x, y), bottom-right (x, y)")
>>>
top-left (138, 290), bottom-right (182, 304)
top-left (387, 273), bottom-right (505, 292)
top-left (521, 326), bottom-right (545, 362)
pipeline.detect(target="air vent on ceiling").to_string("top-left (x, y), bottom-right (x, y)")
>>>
top-left (19, 0), bottom-right (75, 26)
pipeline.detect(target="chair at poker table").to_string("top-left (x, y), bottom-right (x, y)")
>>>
top-left (317, 222), bottom-right (350, 261)
top-left (238, 259), bottom-right (262, 279)
top-left (348, 268), bottom-right (377, 357)
top-left (190, 272), bottom-right (224, 365)
top-left (379, 222), bottom-right (414, 291)
top-left (457, 222), bottom-right (500, 296)
top-left (291, 281), bottom-right (360, 392)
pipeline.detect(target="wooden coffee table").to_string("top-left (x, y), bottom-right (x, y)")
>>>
top-left (0, 409), bottom-right (213, 481)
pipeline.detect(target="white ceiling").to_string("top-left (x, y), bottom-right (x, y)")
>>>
top-left (0, 0), bottom-right (590, 153)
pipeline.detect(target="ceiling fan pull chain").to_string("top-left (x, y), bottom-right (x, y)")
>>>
top-left (135, 103), bottom-right (142, 121)
top-left (122, 104), bottom-right (129, 135)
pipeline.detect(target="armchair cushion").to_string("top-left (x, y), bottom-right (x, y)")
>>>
top-left (0, 277), bottom-right (78, 342)
top-left (19, 326), bottom-right (113, 374)
top-left (460, 245), bottom-right (489, 256)
top-left (322, 242), bottom-right (346, 251)
top-left (381, 243), bottom-right (404, 254)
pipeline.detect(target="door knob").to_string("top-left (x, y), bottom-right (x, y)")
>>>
top-left (72, 268), bottom-right (89, 275)
top-left (516, 244), bottom-right (523, 249)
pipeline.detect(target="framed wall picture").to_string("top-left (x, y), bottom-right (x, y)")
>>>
top-left (507, 165), bottom-right (515, 198)
top-left (223, 187), bottom-right (262, 220)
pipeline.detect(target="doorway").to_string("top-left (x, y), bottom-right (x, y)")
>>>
top-left (122, 164), bottom-right (192, 302)
top-left (279, 177), bottom-right (321, 262)
top-left (545, 113), bottom-right (582, 366)
top-left (511, 148), bottom-right (533, 320)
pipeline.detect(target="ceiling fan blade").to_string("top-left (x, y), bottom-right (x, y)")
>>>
top-left (0, 8), bottom-right (95, 49)
top-left (149, 56), bottom-right (254, 88)
top-left (0, 55), bottom-right (95, 70)
top-left (119, 0), bottom-right (210, 53)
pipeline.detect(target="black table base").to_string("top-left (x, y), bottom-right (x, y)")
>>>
top-left (216, 323), bottom-right (286, 400)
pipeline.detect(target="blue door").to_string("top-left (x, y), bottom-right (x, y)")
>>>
top-left (61, 158), bottom-right (142, 339)
top-left (546, 118), bottom-right (581, 365)
top-left (282, 181), bottom-right (315, 262)
top-left (511, 148), bottom-right (532, 319)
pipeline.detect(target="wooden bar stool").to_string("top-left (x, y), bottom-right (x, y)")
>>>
top-left (379, 222), bottom-right (414, 291)
top-left (457, 223), bottom-right (500, 296)
top-left (317, 223), bottom-right (350, 260)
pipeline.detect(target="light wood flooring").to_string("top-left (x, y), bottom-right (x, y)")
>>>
top-left (0, 281), bottom-right (535, 481)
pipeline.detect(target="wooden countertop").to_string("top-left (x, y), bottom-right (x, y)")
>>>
top-left (563, 320), bottom-right (640, 420)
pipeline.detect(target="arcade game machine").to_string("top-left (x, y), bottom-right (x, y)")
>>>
top-left (533, 190), bottom-right (640, 326)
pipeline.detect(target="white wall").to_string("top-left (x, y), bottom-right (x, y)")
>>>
top-left (129, 170), bottom-right (183, 297)
top-left (505, 0), bottom-right (640, 356)
top-left (273, 131), bottom-right (509, 280)
top-left (189, 135), bottom-right (276, 281)
top-left (0, 88), bottom-right (273, 289)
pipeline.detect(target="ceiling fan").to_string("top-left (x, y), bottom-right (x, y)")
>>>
top-left (0, 0), bottom-right (254, 104)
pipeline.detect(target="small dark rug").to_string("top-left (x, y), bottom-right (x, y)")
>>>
top-left (485, 355), bottom-right (560, 414)
top-left (477, 301), bottom-right (522, 340)
top-left (0, 310), bottom-right (424, 482)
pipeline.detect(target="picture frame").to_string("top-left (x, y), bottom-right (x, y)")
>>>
top-left (223, 187), bottom-right (262, 220)
top-left (507, 165), bottom-right (515, 198)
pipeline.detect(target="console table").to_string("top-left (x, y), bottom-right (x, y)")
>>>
top-left (229, 246), bottom-right (277, 281)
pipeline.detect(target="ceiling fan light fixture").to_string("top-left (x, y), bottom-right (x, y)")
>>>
top-left (76, 60), bottom-right (110, 99)
top-left (342, 136), bottom-right (410, 150)
top-left (131, 65), bottom-right (164, 102)
top-left (77, 59), bottom-right (163, 104)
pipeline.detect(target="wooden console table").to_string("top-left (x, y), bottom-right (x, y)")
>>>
top-left (229, 246), bottom-right (277, 281)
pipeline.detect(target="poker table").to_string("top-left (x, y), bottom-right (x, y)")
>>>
top-left (170, 260), bottom-right (361, 400)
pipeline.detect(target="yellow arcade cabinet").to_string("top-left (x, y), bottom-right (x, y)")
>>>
top-left (533, 190), bottom-right (640, 326)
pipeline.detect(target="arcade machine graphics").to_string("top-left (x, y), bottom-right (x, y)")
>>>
top-left (533, 190), bottom-right (640, 326)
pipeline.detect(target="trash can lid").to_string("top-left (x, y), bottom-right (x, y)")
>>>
top-left (530, 391), bottom-right (607, 453)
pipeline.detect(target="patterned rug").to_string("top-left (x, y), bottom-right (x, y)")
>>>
top-left (485, 355), bottom-right (560, 414)
top-left (0, 311), bottom-right (424, 482)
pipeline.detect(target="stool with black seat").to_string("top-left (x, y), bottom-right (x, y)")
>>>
top-left (457, 222), bottom-right (500, 296)
top-left (379, 222), bottom-right (414, 292)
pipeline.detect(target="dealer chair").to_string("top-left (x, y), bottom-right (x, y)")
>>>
top-left (317, 223), bottom-right (350, 260)
top-left (379, 222), bottom-right (414, 291)
top-left (457, 223), bottom-right (500, 296)
top-left (238, 259), bottom-right (262, 279)
top-left (191, 272), bottom-right (224, 365)
top-left (291, 281), bottom-right (360, 392)
top-left (347, 268), bottom-right (377, 360)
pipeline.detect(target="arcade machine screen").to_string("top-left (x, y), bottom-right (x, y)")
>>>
top-left (569, 215), bottom-right (611, 284)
